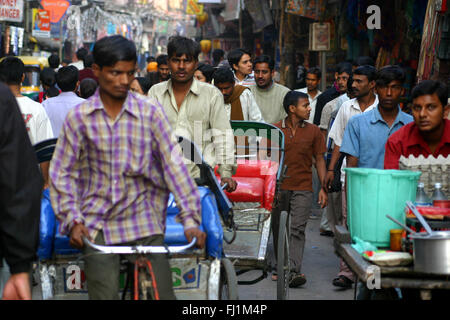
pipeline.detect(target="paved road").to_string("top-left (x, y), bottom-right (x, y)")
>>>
top-left (236, 210), bottom-right (354, 300)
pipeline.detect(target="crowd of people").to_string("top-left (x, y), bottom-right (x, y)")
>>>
top-left (0, 34), bottom-right (449, 300)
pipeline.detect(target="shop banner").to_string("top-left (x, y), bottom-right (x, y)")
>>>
top-left (244, 0), bottom-right (273, 33)
top-left (224, 0), bottom-right (241, 21)
top-left (309, 22), bottom-right (330, 51)
top-left (286, 0), bottom-right (326, 20)
top-left (32, 9), bottom-right (51, 38)
top-left (40, 0), bottom-right (70, 23)
top-left (0, 0), bottom-right (23, 23)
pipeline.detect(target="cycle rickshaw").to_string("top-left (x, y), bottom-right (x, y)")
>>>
top-left (35, 137), bottom-right (238, 300)
top-left (218, 121), bottom-right (290, 300)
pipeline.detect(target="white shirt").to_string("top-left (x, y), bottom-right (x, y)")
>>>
top-left (328, 95), bottom-right (379, 147)
top-left (295, 87), bottom-right (322, 124)
top-left (16, 96), bottom-right (54, 145)
top-left (224, 89), bottom-right (264, 122)
top-left (69, 60), bottom-right (84, 70)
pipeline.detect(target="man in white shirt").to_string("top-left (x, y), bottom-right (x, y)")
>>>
top-left (227, 48), bottom-right (256, 87)
top-left (213, 67), bottom-right (263, 122)
top-left (325, 65), bottom-right (378, 289)
top-left (296, 67), bottom-right (322, 124)
top-left (43, 66), bottom-right (85, 137)
top-left (69, 47), bottom-right (88, 70)
top-left (0, 57), bottom-right (54, 187)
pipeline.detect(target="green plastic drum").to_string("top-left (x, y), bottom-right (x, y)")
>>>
top-left (344, 168), bottom-right (421, 247)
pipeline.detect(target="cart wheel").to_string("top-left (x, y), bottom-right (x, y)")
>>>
top-left (219, 258), bottom-right (239, 300)
top-left (277, 210), bottom-right (290, 300)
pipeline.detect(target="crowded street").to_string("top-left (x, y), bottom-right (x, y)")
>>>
top-left (0, 0), bottom-right (449, 307)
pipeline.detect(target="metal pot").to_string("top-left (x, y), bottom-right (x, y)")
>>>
top-left (410, 231), bottom-right (450, 275)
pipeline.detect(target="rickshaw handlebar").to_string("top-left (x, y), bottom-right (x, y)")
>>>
top-left (82, 236), bottom-right (197, 255)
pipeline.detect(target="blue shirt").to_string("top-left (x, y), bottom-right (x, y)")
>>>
top-left (340, 106), bottom-right (413, 169)
top-left (42, 91), bottom-right (85, 138)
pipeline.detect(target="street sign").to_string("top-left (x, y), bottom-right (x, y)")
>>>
top-left (0, 0), bottom-right (23, 23)
top-left (309, 22), bottom-right (331, 51)
top-left (186, 0), bottom-right (204, 15)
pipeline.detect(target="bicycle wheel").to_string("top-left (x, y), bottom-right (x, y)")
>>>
top-left (219, 258), bottom-right (239, 300)
top-left (277, 210), bottom-right (290, 300)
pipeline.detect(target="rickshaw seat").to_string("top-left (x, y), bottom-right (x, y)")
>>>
top-left (164, 186), bottom-right (223, 258)
top-left (215, 159), bottom-right (279, 211)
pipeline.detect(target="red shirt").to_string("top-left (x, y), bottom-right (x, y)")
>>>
top-left (384, 119), bottom-right (450, 169)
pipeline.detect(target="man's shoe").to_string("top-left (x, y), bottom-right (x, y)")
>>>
top-left (320, 230), bottom-right (334, 237)
top-left (289, 273), bottom-right (306, 288)
top-left (332, 275), bottom-right (353, 288)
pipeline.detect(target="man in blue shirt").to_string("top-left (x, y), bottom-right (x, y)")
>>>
top-left (341, 65), bottom-right (413, 169)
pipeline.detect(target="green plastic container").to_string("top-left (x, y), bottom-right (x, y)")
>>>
top-left (344, 168), bottom-right (421, 247)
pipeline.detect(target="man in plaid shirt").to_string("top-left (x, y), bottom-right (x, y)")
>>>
top-left (49, 36), bottom-right (206, 300)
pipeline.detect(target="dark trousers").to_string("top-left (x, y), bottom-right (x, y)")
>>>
top-left (83, 232), bottom-right (176, 300)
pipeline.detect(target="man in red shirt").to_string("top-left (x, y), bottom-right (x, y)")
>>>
top-left (384, 80), bottom-right (450, 169)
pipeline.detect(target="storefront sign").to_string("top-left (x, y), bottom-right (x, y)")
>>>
top-left (286, 0), bottom-right (326, 20)
top-left (40, 0), bottom-right (70, 23)
top-left (32, 9), bottom-right (51, 38)
top-left (186, 0), bottom-right (204, 15)
top-left (309, 22), bottom-right (330, 51)
top-left (0, 0), bottom-right (24, 23)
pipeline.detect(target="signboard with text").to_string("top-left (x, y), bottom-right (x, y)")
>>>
top-left (32, 9), bottom-right (51, 38)
top-left (0, 0), bottom-right (24, 23)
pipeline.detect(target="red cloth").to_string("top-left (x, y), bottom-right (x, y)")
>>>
top-left (78, 68), bottom-right (98, 83)
top-left (384, 120), bottom-right (450, 169)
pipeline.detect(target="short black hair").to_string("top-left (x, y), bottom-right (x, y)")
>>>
top-left (212, 49), bottom-right (225, 66)
top-left (412, 80), bottom-right (448, 108)
top-left (253, 55), bottom-right (275, 71)
top-left (376, 65), bottom-right (406, 87)
top-left (40, 67), bottom-right (56, 87)
top-left (93, 35), bottom-right (137, 68)
top-left (227, 48), bottom-right (251, 72)
top-left (76, 47), bottom-right (89, 61)
top-left (48, 54), bottom-right (60, 69)
top-left (56, 66), bottom-right (79, 92)
top-left (167, 36), bottom-right (200, 61)
top-left (156, 54), bottom-right (168, 66)
top-left (134, 77), bottom-right (152, 95)
top-left (79, 78), bottom-right (98, 99)
top-left (283, 90), bottom-right (309, 114)
top-left (213, 67), bottom-right (235, 85)
top-left (353, 65), bottom-right (377, 82)
top-left (82, 54), bottom-right (94, 68)
top-left (146, 56), bottom-right (155, 63)
top-left (196, 63), bottom-right (215, 83)
top-left (0, 57), bottom-right (24, 85)
top-left (336, 62), bottom-right (353, 75)
top-left (306, 66), bottom-right (322, 79)
top-left (355, 56), bottom-right (375, 67)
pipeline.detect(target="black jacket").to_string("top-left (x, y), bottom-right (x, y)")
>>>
top-left (313, 86), bottom-right (340, 125)
top-left (0, 83), bottom-right (43, 274)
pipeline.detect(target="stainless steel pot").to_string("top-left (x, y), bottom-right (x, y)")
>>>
top-left (410, 231), bottom-right (450, 275)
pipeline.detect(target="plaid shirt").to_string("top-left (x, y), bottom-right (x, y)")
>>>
top-left (49, 89), bottom-right (202, 245)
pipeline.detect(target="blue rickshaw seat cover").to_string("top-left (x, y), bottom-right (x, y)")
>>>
top-left (38, 186), bottom-right (223, 259)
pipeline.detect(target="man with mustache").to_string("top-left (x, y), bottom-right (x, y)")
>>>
top-left (148, 36), bottom-right (237, 193)
top-left (249, 55), bottom-right (290, 124)
top-left (325, 65), bottom-right (378, 289)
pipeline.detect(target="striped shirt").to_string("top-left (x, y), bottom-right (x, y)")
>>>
top-left (49, 89), bottom-right (202, 245)
top-left (233, 71), bottom-right (256, 87)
